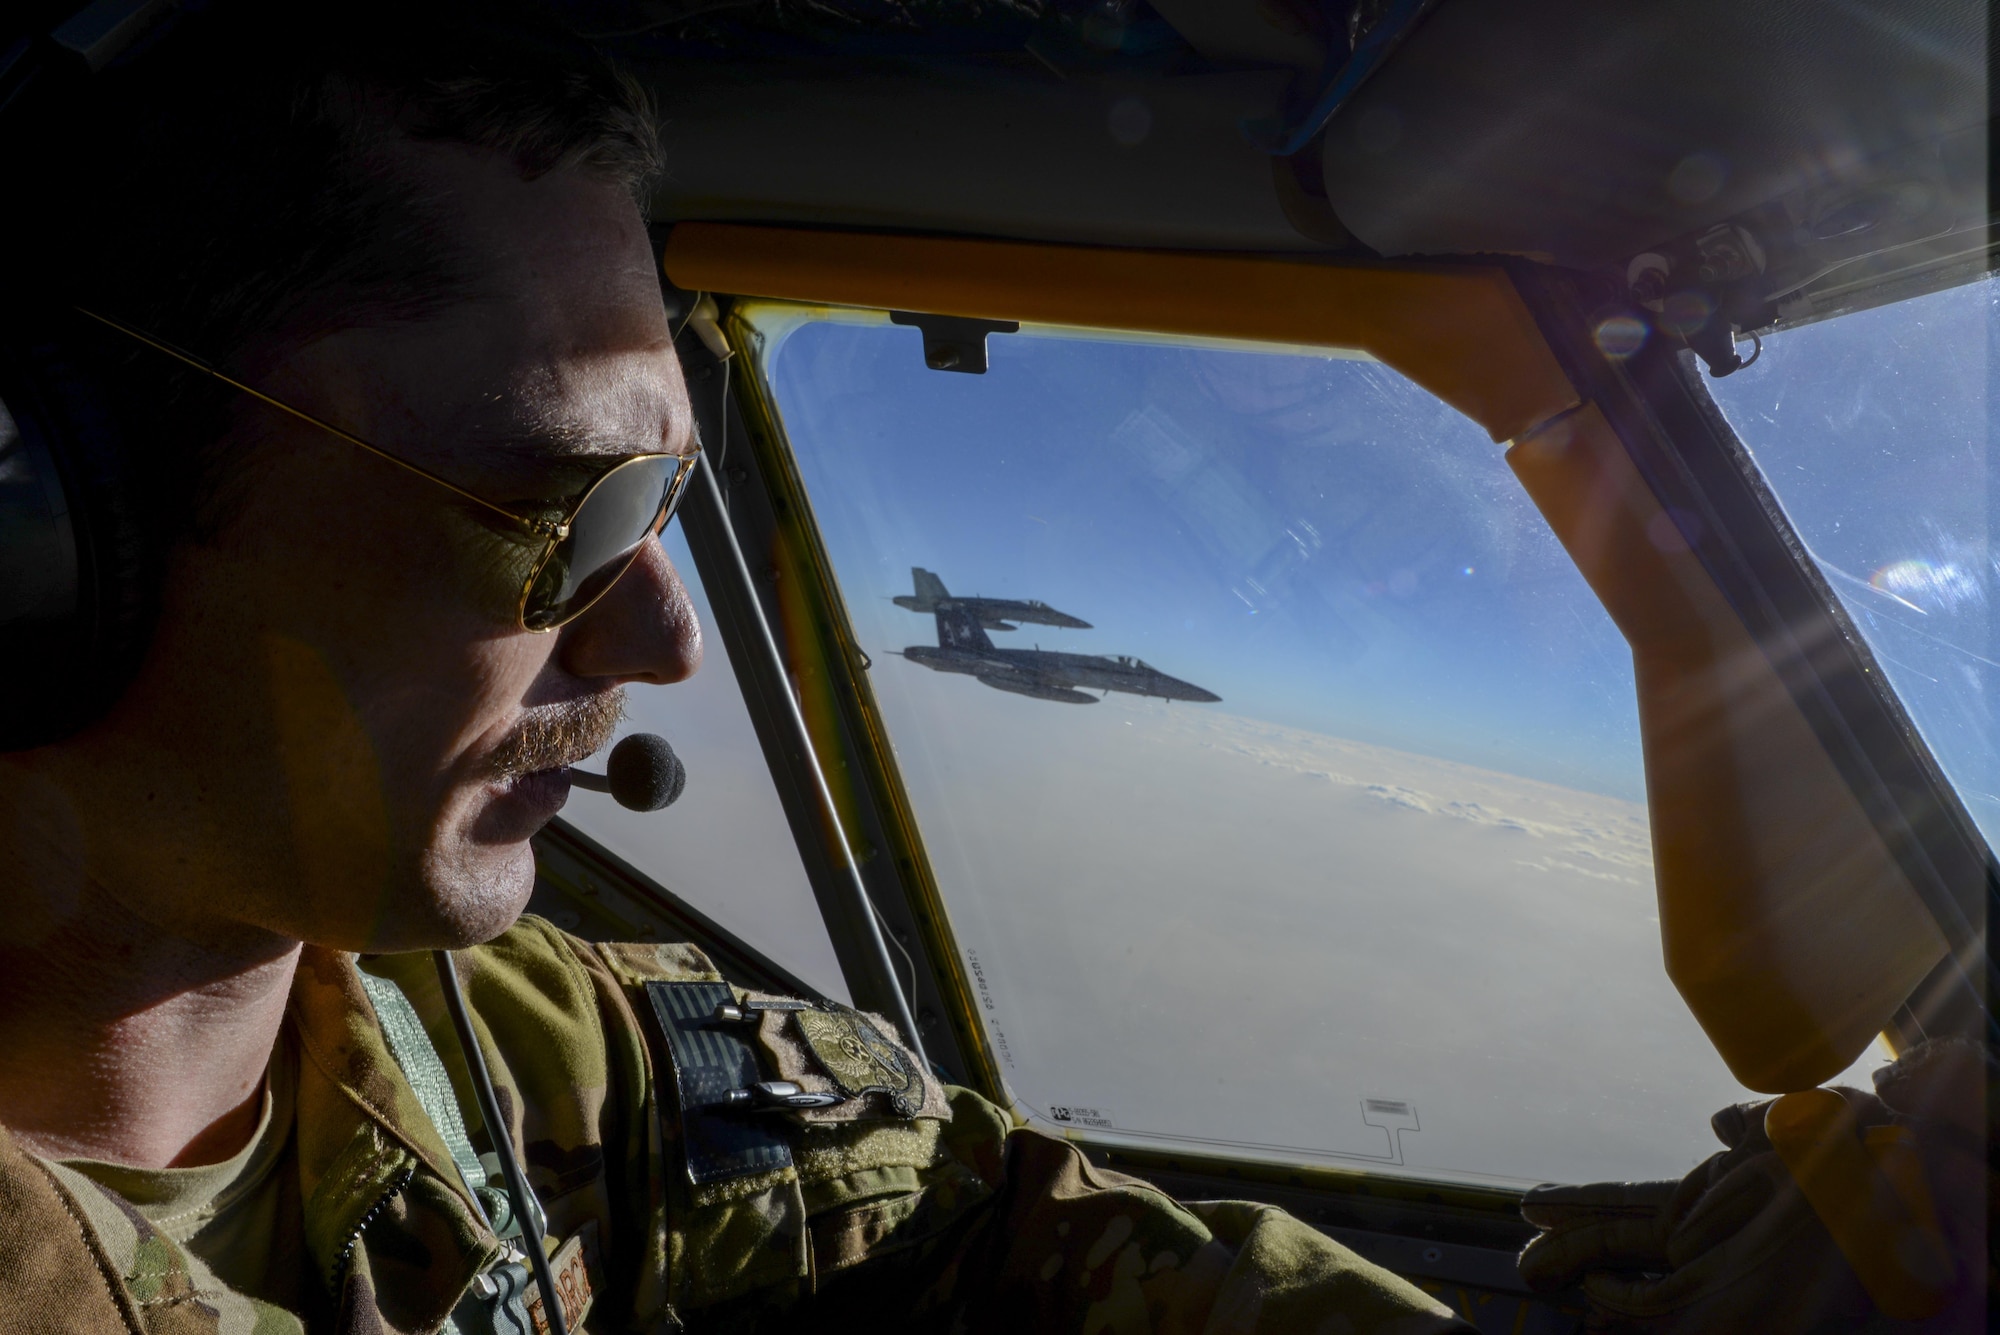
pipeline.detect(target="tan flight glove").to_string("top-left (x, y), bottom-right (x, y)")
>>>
top-left (1515, 1039), bottom-right (1993, 1332)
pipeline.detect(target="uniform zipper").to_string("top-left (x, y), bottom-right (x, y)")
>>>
top-left (330, 1162), bottom-right (417, 1287)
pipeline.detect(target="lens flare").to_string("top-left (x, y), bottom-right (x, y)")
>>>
top-left (1667, 152), bottom-right (1727, 205)
top-left (1660, 289), bottom-right (1715, 337)
top-left (1867, 559), bottom-right (1978, 614)
top-left (1594, 315), bottom-right (1648, 358)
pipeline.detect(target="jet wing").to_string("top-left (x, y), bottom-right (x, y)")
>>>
top-left (976, 674), bottom-right (1096, 704)
top-left (978, 598), bottom-right (1091, 629)
top-left (1019, 604), bottom-right (1093, 629)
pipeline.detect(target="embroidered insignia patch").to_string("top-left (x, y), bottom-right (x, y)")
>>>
top-left (646, 981), bottom-right (794, 1185)
top-left (525, 1222), bottom-right (598, 1335)
top-left (794, 1006), bottom-right (922, 1117)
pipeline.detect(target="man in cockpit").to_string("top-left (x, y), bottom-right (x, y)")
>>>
top-left (0, 4), bottom-right (1468, 1329)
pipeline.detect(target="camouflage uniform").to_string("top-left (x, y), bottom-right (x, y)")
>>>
top-left (0, 916), bottom-right (1470, 1334)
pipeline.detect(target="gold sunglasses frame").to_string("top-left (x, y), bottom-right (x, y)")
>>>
top-left (76, 307), bottom-right (700, 632)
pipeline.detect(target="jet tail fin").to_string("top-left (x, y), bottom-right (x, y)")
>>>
top-left (935, 604), bottom-right (994, 653)
top-left (912, 567), bottom-right (950, 605)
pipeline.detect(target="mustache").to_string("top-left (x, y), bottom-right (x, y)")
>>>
top-left (486, 690), bottom-right (627, 779)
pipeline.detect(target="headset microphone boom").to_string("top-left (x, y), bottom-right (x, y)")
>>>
top-left (565, 731), bottom-right (686, 812)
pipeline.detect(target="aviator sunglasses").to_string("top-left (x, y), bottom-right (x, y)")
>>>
top-left (78, 307), bottom-right (699, 632)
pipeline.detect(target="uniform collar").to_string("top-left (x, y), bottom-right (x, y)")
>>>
top-left (288, 945), bottom-right (505, 1323)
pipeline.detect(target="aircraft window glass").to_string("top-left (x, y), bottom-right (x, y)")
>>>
top-left (560, 524), bottom-right (849, 1001)
top-left (748, 304), bottom-right (1887, 1188)
top-left (1707, 275), bottom-right (1998, 846)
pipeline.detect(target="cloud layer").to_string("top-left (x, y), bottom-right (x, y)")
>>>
top-left (881, 676), bottom-right (1882, 1187)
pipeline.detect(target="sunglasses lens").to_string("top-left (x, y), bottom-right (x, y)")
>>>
top-left (521, 454), bottom-right (692, 630)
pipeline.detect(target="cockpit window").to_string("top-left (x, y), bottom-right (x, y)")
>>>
top-left (743, 305), bottom-right (1884, 1188)
top-left (1707, 274), bottom-right (1997, 847)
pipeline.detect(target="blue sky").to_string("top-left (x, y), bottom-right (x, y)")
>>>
top-left (768, 315), bottom-right (1650, 801)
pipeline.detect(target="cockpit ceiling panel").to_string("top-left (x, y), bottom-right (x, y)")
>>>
top-left (601, 0), bottom-right (1985, 267)
top-left (1319, 0), bottom-right (1991, 267)
top-left (638, 65), bottom-right (1322, 251)
top-left (566, 0), bottom-right (1199, 70)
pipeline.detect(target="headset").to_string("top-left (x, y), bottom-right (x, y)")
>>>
top-left (0, 2), bottom-right (177, 750)
top-left (0, 314), bottom-right (158, 750)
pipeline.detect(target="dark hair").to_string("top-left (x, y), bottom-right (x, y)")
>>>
top-left (35, 0), bottom-right (664, 536)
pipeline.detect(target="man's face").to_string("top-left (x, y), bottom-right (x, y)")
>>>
top-left (85, 144), bottom-right (701, 952)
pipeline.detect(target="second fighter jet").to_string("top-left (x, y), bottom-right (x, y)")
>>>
top-left (891, 567), bottom-right (1092, 631)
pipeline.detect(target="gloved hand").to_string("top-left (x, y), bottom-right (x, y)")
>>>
top-left (1515, 1040), bottom-right (1993, 1332)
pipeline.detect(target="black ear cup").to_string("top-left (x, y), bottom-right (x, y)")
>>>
top-left (0, 321), bottom-right (157, 749)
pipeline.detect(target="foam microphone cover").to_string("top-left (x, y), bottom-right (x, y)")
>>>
top-left (606, 733), bottom-right (685, 812)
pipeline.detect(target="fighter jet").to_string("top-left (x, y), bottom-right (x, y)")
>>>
top-left (898, 606), bottom-right (1220, 705)
top-left (891, 567), bottom-right (1091, 631)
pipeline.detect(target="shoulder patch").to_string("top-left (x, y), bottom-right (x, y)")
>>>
top-left (645, 981), bottom-right (794, 1185)
top-left (750, 996), bottom-right (950, 1124)
top-left (795, 1008), bottom-right (921, 1111)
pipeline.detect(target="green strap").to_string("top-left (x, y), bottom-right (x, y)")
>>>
top-left (356, 969), bottom-right (498, 1230)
